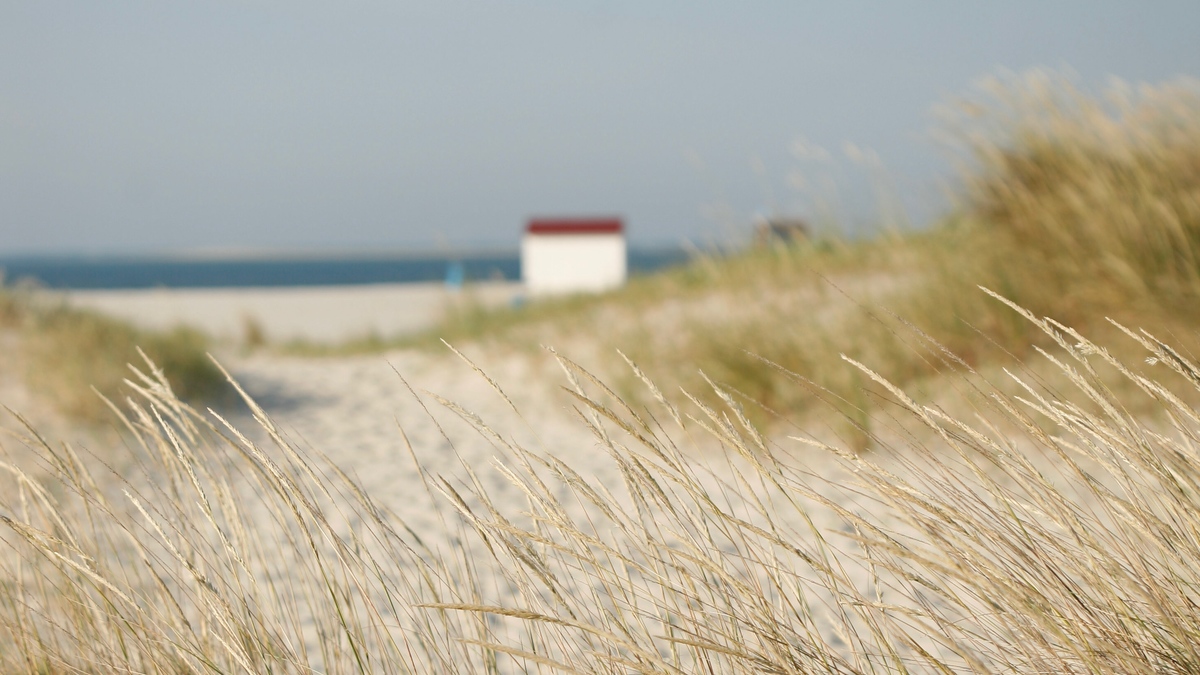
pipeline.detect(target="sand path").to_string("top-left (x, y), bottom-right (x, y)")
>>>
top-left (219, 340), bottom-right (880, 581)
top-left (224, 346), bottom-right (658, 547)
top-left (0, 284), bottom-right (1142, 669)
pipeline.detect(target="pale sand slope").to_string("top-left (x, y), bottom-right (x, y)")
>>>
top-left (61, 281), bottom-right (524, 343)
top-left (51, 280), bottom-right (880, 576)
top-left (45, 281), bottom-right (916, 598)
top-left (4, 283), bottom-right (1086, 665)
top-left (226, 347), bottom-right (644, 541)
top-left (221, 344), bottom-right (885, 617)
top-left (219, 344), bottom-right (1100, 666)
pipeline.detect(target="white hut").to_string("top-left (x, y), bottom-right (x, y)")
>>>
top-left (521, 217), bottom-right (627, 295)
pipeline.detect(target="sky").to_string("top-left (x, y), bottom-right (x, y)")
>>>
top-left (2, 2), bottom-right (1199, 256)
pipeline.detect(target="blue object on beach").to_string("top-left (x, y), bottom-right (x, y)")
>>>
top-left (445, 261), bottom-right (464, 290)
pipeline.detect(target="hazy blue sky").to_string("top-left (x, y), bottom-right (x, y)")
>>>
top-left (2, 2), bottom-right (1198, 255)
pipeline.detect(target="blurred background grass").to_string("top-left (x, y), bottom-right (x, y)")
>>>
top-left (413, 71), bottom-right (1200, 438)
top-left (0, 284), bottom-right (224, 422)
top-left (5, 70), bottom-right (1199, 431)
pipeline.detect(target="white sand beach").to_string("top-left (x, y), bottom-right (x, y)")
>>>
top-left (61, 281), bottom-right (525, 343)
top-left (212, 321), bottom-right (892, 666)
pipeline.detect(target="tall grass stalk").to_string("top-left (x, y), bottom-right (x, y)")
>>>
top-left (3, 294), bottom-right (1200, 672)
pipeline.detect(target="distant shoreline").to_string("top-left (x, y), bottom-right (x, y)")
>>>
top-left (0, 248), bottom-right (690, 291)
top-left (0, 243), bottom-right (689, 262)
top-left (58, 281), bottom-right (526, 344)
top-left (0, 247), bottom-right (521, 263)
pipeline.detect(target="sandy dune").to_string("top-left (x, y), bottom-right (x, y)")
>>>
top-left (57, 280), bottom-right (876, 569)
top-left (3, 282), bottom-right (1111, 668)
top-left (33, 283), bottom-right (881, 548)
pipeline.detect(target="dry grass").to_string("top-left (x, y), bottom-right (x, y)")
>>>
top-left (397, 71), bottom-right (1200, 436)
top-left (2, 296), bottom-right (1200, 672)
top-left (5, 69), bottom-right (1200, 670)
top-left (0, 284), bottom-right (225, 422)
top-left (909, 70), bottom-right (1200, 358)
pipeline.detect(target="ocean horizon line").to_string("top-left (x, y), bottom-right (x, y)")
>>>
top-left (0, 242), bottom-right (691, 264)
top-left (0, 247), bottom-right (691, 290)
top-left (0, 247), bottom-right (520, 263)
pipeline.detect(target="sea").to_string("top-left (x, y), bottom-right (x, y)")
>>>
top-left (0, 249), bottom-right (690, 290)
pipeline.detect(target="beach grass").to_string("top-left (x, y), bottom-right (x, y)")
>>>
top-left (0, 285), bottom-right (226, 422)
top-left (4, 69), bottom-right (1200, 670)
top-left (2, 295), bottom-right (1200, 672)
top-left (384, 71), bottom-right (1200, 435)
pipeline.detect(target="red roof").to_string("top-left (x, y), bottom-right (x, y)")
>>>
top-left (526, 218), bottom-right (623, 235)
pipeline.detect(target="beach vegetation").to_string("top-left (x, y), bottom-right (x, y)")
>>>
top-left (2, 297), bottom-right (1200, 672)
top-left (0, 285), bottom-right (226, 422)
top-left (3, 66), bottom-right (1200, 672)
top-left (399, 70), bottom-right (1200, 432)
